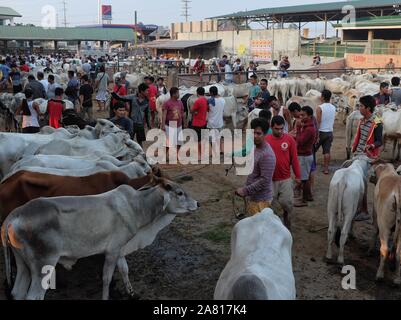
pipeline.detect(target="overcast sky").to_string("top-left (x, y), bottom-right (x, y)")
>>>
top-left (0, 0), bottom-right (342, 34)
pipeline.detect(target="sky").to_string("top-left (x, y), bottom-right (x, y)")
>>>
top-left (0, 0), bottom-right (341, 35)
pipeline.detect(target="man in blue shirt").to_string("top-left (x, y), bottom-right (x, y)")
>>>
top-left (0, 60), bottom-right (11, 90)
top-left (259, 78), bottom-right (271, 110)
top-left (109, 101), bottom-right (133, 138)
top-left (247, 75), bottom-right (262, 108)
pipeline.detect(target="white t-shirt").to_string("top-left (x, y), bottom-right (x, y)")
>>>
top-left (22, 100), bottom-right (40, 128)
top-left (319, 102), bottom-right (336, 132)
top-left (47, 82), bottom-right (61, 99)
top-left (40, 80), bottom-right (49, 94)
top-left (207, 97), bottom-right (225, 129)
top-left (225, 64), bottom-right (233, 81)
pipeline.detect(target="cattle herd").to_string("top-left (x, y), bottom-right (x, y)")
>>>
top-left (3, 61), bottom-right (401, 300)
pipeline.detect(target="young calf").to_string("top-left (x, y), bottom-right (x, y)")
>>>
top-left (326, 156), bottom-right (371, 265)
top-left (371, 164), bottom-right (401, 284)
top-left (1, 178), bottom-right (199, 300)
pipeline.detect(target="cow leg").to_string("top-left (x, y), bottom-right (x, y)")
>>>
top-left (26, 257), bottom-right (58, 300)
top-left (396, 140), bottom-right (401, 161)
top-left (392, 140), bottom-right (398, 161)
top-left (102, 253), bottom-right (119, 300)
top-left (117, 257), bottom-right (136, 297)
top-left (231, 113), bottom-right (237, 129)
top-left (338, 212), bottom-right (354, 265)
top-left (368, 206), bottom-right (379, 256)
top-left (11, 249), bottom-right (31, 300)
top-left (394, 240), bottom-right (401, 285)
top-left (346, 148), bottom-right (351, 160)
top-left (376, 232), bottom-right (390, 281)
top-left (326, 211), bottom-right (337, 261)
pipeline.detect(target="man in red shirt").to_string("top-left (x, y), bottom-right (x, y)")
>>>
top-left (47, 87), bottom-right (66, 129)
top-left (111, 77), bottom-right (127, 118)
top-left (191, 87), bottom-right (208, 159)
top-left (295, 106), bottom-right (318, 207)
top-left (266, 116), bottom-right (301, 230)
top-left (19, 61), bottom-right (30, 73)
top-left (145, 76), bottom-right (158, 128)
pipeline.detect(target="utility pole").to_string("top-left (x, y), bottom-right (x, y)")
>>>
top-left (98, 0), bottom-right (101, 24)
top-left (62, 0), bottom-right (67, 27)
top-left (181, 0), bottom-right (191, 22)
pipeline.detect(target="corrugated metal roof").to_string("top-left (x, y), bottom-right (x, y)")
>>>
top-left (210, 0), bottom-right (401, 19)
top-left (0, 26), bottom-right (135, 41)
top-left (143, 40), bottom-right (221, 49)
top-left (0, 7), bottom-right (22, 18)
top-left (334, 16), bottom-right (401, 28)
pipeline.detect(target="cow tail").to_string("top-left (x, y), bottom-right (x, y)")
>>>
top-left (2, 223), bottom-right (12, 287)
top-left (393, 192), bottom-right (401, 253)
top-left (334, 182), bottom-right (347, 247)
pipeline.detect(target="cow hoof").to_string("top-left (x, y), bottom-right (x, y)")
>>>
top-left (323, 256), bottom-right (336, 265)
top-left (393, 278), bottom-right (401, 286)
top-left (375, 276), bottom-right (384, 283)
top-left (128, 292), bottom-right (141, 300)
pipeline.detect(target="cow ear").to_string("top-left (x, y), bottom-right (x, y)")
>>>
top-left (163, 192), bottom-right (171, 211)
top-left (163, 182), bottom-right (173, 191)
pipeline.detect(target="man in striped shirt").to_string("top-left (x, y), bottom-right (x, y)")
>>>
top-left (236, 118), bottom-right (276, 217)
top-left (352, 95), bottom-right (383, 221)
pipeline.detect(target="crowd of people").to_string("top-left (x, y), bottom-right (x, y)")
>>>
top-left (191, 54), bottom-right (293, 81)
top-left (2, 51), bottom-right (398, 232)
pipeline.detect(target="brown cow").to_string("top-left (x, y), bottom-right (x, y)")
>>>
top-left (0, 169), bottom-right (160, 222)
top-left (371, 163), bottom-right (401, 284)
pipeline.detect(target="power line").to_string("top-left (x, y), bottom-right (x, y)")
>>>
top-left (181, 0), bottom-right (191, 22)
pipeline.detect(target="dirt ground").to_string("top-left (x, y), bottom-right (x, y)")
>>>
top-left (1, 116), bottom-right (401, 300)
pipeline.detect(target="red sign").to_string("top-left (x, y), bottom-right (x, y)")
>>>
top-left (102, 5), bottom-right (112, 20)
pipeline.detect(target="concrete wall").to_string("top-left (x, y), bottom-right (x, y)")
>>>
top-left (346, 53), bottom-right (401, 69)
top-left (171, 20), bottom-right (218, 38)
top-left (175, 28), bottom-right (300, 60)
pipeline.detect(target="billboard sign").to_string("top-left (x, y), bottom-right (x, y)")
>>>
top-left (250, 39), bottom-right (273, 62)
top-left (102, 5), bottom-right (112, 20)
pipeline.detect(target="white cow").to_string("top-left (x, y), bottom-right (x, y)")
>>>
top-left (345, 110), bottom-right (364, 159)
top-left (113, 72), bottom-right (146, 90)
top-left (2, 179), bottom-right (199, 300)
top-left (382, 108), bottom-right (401, 161)
top-left (214, 208), bottom-right (296, 300)
top-left (326, 156), bottom-right (371, 265)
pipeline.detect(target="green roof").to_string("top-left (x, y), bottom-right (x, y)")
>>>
top-left (210, 0), bottom-right (401, 19)
top-left (334, 16), bottom-right (401, 28)
top-left (0, 6), bottom-right (22, 18)
top-left (0, 26), bottom-right (135, 41)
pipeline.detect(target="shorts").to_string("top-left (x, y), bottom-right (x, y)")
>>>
top-left (191, 125), bottom-right (206, 142)
top-left (96, 90), bottom-right (108, 102)
top-left (247, 200), bottom-right (271, 216)
top-left (133, 124), bottom-right (146, 145)
top-left (316, 131), bottom-right (333, 155)
top-left (22, 126), bottom-right (40, 134)
top-left (273, 179), bottom-right (294, 214)
top-left (166, 125), bottom-right (183, 147)
top-left (299, 155), bottom-right (314, 181)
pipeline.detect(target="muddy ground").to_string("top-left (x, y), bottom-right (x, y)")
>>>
top-left (1, 117), bottom-right (401, 300)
